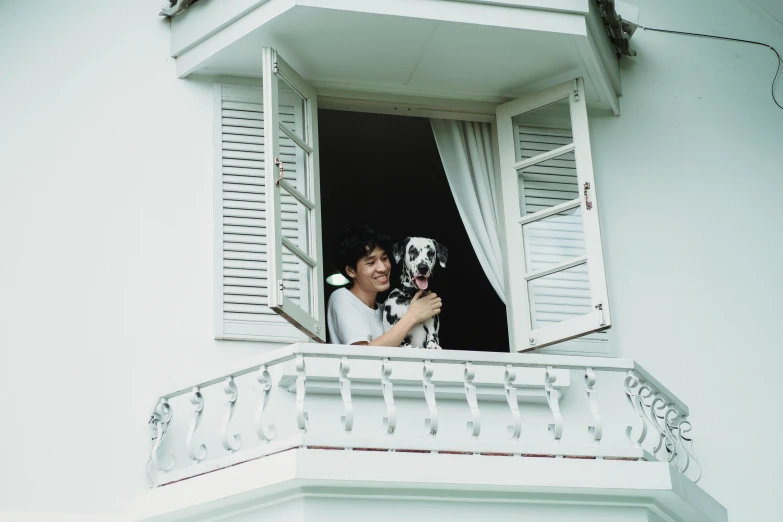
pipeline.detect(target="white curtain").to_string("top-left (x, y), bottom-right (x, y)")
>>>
top-left (430, 119), bottom-right (506, 303)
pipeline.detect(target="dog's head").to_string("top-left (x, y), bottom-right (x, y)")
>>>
top-left (392, 237), bottom-right (448, 291)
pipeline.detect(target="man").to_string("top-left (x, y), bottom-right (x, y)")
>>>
top-left (327, 225), bottom-right (442, 346)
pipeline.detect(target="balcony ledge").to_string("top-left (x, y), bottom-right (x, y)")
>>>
top-left (136, 448), bottom-right (727, 522)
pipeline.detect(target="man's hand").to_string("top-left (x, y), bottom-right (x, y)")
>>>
top-left (407, 289), bottom-right (442, 324)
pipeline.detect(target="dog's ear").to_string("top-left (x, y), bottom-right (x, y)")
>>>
top-left (392, 238), bottom-right (409, 264)
top-left (434, 241), bottom-right (448, 268)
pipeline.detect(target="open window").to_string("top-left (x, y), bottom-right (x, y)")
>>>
top-left (496, 78), bottom-right (611, 352)
top-left (215, 55), bottom-right (609, 352)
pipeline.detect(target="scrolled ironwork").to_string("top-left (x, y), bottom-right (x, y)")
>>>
top-left (504, 364), bottom-right (521, 442)
top-left (220, 376), bottom-right (242, 452)
top-left (255, 365), bottom-right (276, 442)
top-left (545, 366), bottom-right (563, 441)
top-left (423, 360), bottom-right (438, 438)
top-left (464, 362), bottom-right (481, 440)
top-left (381, 358), bottom-right (396, 436)
top-left (339, 357), bottom-right (354, 436)
top-left (186, 386), bottom-right (207, 462)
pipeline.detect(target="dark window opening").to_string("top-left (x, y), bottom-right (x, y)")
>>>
top-left (319, 109), bottom-right (509, 352)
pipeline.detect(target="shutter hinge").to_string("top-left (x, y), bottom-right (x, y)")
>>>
top-left (278, 281), bottom-right (285, 303)
top-left (573, 80), bottom-right (581, 102)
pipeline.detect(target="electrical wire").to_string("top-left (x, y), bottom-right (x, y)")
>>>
top-left (633, 24), bottom-right (783, 111)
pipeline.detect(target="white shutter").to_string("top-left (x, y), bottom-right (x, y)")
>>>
top-left (496, 77), bottom-right (611, 352)
top-left (516, 126), bottom-right (608, 346)
top-left (213, 83), bottom-right (308, 342)
top-left (262, 47), bottom-right (325, 342)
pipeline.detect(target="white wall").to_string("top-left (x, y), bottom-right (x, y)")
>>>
top-left (590, 0), bottom-right (783, 519)
top-left (0, 0), bottom-right (781, 520)
top-left (0, 0), bottom-right (282, 517)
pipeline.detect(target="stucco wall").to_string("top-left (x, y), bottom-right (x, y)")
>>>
top-left (0, 0), bottom-right (781, 520)
top-left (0, 0), bottom-right (270, 516)
top-left (590, 0), bottom-right (783, 518)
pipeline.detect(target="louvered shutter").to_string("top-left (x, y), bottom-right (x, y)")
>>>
top-left (262, 48), bottom-right (325, 342)
top-left (516, 125), bottom-right (608, 347)
top-left (496, 77), bottom-right (611, 351)
top-left (214, 83), bottom-right (309, 342)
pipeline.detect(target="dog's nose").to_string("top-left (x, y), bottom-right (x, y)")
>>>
top-left (417, 263), bottom-right (429, 275)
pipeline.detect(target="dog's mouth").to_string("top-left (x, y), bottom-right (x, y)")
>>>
top-left (413, 275), bottom-right (429, 290)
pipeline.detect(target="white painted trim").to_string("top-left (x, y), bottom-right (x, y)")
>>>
top-left (175, 0), bottom-right (588, 79)
top-left (576, 22), bottom-right (621, 115)
top-left (136, 449), bottom-right (727, 522)
top-left (154, 343), bottom-right (690, 414)
top-left (496, 100), bottom-right (533, 349)
top-left (296, 0), bottom-right (587, 35)
top-left (513, 142), bottom-right (575, 170)
top-left (318, 91), bottom-right (497, 122)
top-left (176, 0), bottom-right (295, 78)
top-left (570, 77), bottom-right (611, 327)
top-left (277, 358), bottom-right (571, 403)
top-left (524, 255), bottom-right (587, 281)
top-left (212, 83), bottom-right (225, 341)
top-left (447, 0), bottom-right (589, 13)
top-left (518, 198), bottom-right (581, 225)
top-left (496, 77), bottom-right (613, 352)
top-left (281, 237), bottom-right (316, 267)
top-left (264, 49), bottom-right (326, 342)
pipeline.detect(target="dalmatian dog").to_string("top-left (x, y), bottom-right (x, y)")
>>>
top-left (382, 237), bottom-right (448, 349)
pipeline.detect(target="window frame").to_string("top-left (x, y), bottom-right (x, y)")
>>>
top-left (262, 47), bottom-right (326, 342)
top-left (496, 77), bottom-right (611, 352)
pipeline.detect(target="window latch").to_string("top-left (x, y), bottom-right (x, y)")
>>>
top-left (583, 182), bottom-right (593, 210)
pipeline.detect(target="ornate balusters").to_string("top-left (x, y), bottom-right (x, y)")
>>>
top-left (148, 398), bottom-right (175, 478)
top-left (646, 393), bottom-right (669, 457)
top-left (464, 362), bottom-right (481, 442)
top-left (584, 368), bottom-right (602, 447)
top-left (220, 376), bottom-right (242, 452)
top-left (422, 360), bottom-right (438, 439)
top-left (664, 407), bottom-right (702, 482)
top-left (623, 371), bottom-right (648, 449)
top-left (186, 386), bottom-right (207, 462)
top-left (504, 365), bottom-right (521, 446)
top-left (545, 366), bottom-right (563, 444)
top-left (339, 357), bottom-right (354, 438)
top-left (255, 365), bottom-right (276, 442)
top-left (381, 358), bottom-right (396, 436)
top-left (295, 354), bottom-right (309, 435)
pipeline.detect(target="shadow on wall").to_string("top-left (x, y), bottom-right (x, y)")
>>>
top-left (318, 109), bottom-right (509, 352)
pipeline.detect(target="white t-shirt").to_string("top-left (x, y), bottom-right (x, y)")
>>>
top-left (327, 287), bottom-right (384, 345)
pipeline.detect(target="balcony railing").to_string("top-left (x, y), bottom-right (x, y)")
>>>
top-left (145, 344), bottom-right (701, 488)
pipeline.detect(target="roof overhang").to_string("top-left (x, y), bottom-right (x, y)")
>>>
top-left (169, 0), bottom-right (624, 114)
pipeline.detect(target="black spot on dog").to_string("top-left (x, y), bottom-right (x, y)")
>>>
top-left (403, 335), bottom-right (412, 345)
top-left (408, 245), bottom-right (419, 261)
top-left (384, 304), bottom-right (398, 326)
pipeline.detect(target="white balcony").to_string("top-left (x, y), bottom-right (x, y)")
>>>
top-left (137, 344), bottom-right (725, 522)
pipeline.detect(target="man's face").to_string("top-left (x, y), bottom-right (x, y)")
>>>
top-left (347, 246), bottom-right (391, 294)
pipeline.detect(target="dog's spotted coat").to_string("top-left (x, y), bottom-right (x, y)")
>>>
top-left (382, 237), bottom-right (447, 349)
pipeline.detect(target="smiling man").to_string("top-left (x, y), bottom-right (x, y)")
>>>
top-left (327, 225), bottom-right (442, 346)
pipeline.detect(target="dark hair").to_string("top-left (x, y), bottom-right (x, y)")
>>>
top-left (333, 225), bottom-right (392, 284)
